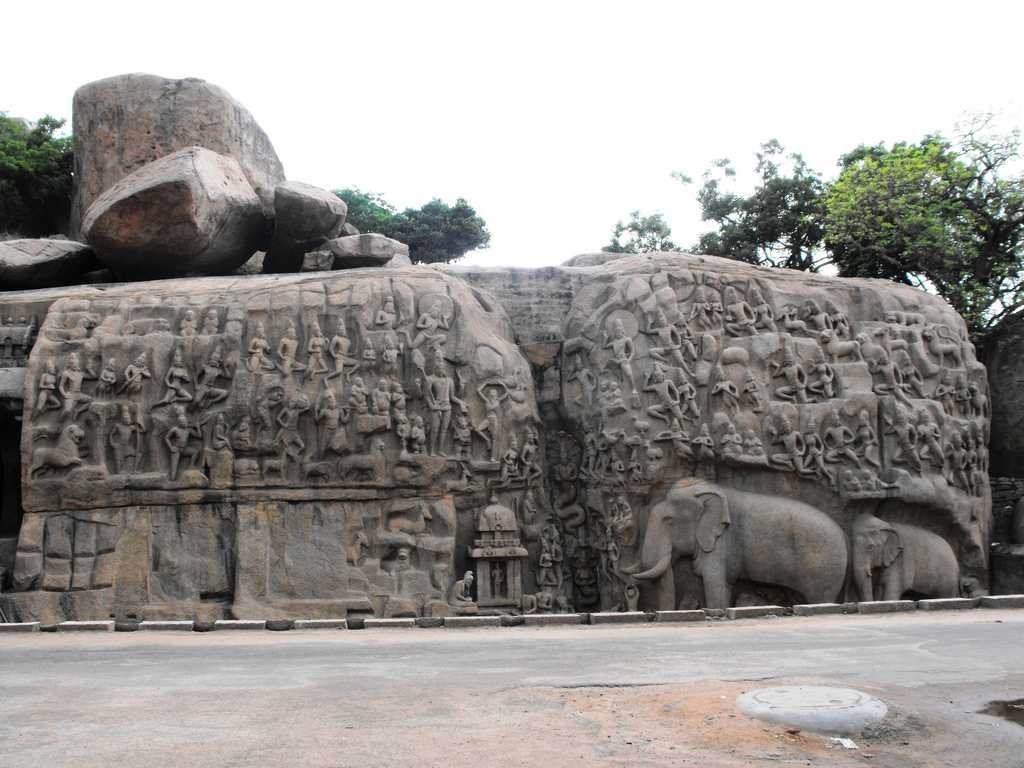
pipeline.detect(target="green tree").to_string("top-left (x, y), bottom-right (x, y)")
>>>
top-left (603, 210), bottom-right (677, 253)
top-left (681, 140), bottom-right (829, 271)
top-left (825, 119), bottom-right (1024, 338)
top-left (0, 114), bottom-right (73, 236)
top-left (333, 189), bottom-right (490, 265)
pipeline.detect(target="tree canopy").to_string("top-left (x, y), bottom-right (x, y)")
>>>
top-left (603, 210), bottom-right (677, 254)
top-left (0, 114), bottom-right (73, 237)
top-left (334, 188), bottom-right (490, 265)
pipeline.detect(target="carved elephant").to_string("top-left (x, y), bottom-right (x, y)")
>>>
top-left (629, 479), bottom-right (848, 609)
top-left (851, 512), bottom-right (959, 601)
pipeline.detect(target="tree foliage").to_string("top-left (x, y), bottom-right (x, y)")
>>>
top-left (334, 188), bottom-right (490, 265)
top-left (0, 114), bottom-right (73, 236)
top-left (682, 140), bottom-right (829, 271)
top-left (603, 210), bottom-right (677, 254)
top-left (826, 120), bottom-right (1024, 338)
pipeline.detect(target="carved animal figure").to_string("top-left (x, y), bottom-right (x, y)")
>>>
top-left (819, 329), bottom-right (861, 362)
top-left (628, 480), bottom-right (848, 609)
top-left (851, 512), bottom-right (959, 601)
top-left (29, 424), bottom-right (86, 478)
top-left (920, 325), bottom-right (964, 368)
top-left (337, 440), bottom-right (387, 482)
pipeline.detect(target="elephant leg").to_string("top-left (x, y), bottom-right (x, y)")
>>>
top-left (655, 570), bottom-right (676, 611)
top-left (700, 559), bottom-right (732, 609)
top-left (882, 569), bottom-right (902, 602)
top-left (853, 570), bottom-right (874, 603)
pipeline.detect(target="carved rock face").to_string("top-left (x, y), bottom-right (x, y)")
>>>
top-left (0, 252), bottom-right (993, 622)
top-left (70, 73), bottom-right (285, 237)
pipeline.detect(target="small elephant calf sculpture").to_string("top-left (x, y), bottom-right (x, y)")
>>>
top-left (851, 511), bottom-right (959, 601)
top-left (628, 479), bottom-right (848, 609)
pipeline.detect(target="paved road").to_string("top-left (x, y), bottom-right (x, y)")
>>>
top-left (2, 611), bottom-right (1022, 767)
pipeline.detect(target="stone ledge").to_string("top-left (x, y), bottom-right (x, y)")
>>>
top-left (364, 618), bottom-right (416, 629)
top-left (980, 594), bottom-right (1024, 608)
top-left (654, 610), bottom-right (705, 623)
top-left (57, 621), bottom-right (115, 632)
top-left (916, 598), bottom-right (980, 611)
top-left (0, 622), bottom-right (40, 632)
top-left (414, 617), bottom-right (444, 628)
top-left (444, 616), bottom-right (502, 629)
top-left (589, 611), bottom-right (648, 625)
top-left (139, 620), bottom-right (195, 631)
top-left (793, 603), bottom-right (846, 616)
top-left (293, 619), bottom-right (347, 630)
top-left (521, 613), bottom-right (586, 627)
top-left (213, 620), bottom-right (266, 630)
top-left (726, 605), bottom-right (785, 620)
top-left (857, 600), bottom-right (916, 614)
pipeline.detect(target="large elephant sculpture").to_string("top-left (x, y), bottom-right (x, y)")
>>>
top-left (851, 511), bottom-right (959, 601)
top-left (628, 479), bottom-right (848, 610)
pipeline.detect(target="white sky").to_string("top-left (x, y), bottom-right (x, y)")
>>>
top-left (3, 0), bottom-right (1023, 267)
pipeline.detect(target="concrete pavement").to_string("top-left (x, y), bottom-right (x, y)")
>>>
top-left (2, 610), bottom-right (1022, 766)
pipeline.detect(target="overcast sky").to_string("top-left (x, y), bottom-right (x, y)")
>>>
top-left (4, 1), bottom-right (1023, 267)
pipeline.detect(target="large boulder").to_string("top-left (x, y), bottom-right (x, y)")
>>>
top-left (263, 182), bottom-right (347, 274)
top-left (0, 239), bottom-right (100, 290)
top-left (328, 234), bottom-right (411, 268)
top-left (82, 146), bottom-right (267, 279)
top-left (69, 73), bottom-right (285, 238)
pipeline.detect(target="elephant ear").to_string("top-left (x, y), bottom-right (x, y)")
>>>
top-left (695, 489), bottom-right (731, 553)
top-left (882, 529), bottom-right (903, 567)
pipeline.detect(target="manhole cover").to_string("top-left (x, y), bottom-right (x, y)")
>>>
top-left (736, 686), bottom-right (888, 735)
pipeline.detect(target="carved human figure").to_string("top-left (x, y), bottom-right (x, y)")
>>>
top-left (854, 409), bottom-right (881, 468)
top-left (807, 346), bottom-right (837, 400)
top-left (361, 341), bottom-right (377, 370)
top-left (450, 571), bottom-right (476, 607)
top-left (643, 364), bottom-right (685, 425)
top-left (232, 416), bottom-right (254, 451)
top-left (394, 412), bottom-right (412, 457)
top-left (370, 378), bottom-right (393, 430)
top-left (767, 415), bottom-right (806, 472)
top-left (375, 295), bottom-right (398, 329)
top-left (740, 370), bottom-right (767, 413)
top-left (719, 420), bottom-right (743, 458)
top-left (800, 299), bottom-right (833, 334)
top-left (710, 364), bottom-right (739, 415)
top-left (380, 335), bottom-right (400, 374)
top-left (452, 408), bottom-right (473, 459)
top-left (915, 410), bottom-right (945, 469)
top-left (424, 356), bottom-right (466, 456)
top-left (276, 321), bottom-right (305, 377)
top-left (328, 318), bottom-right (359, 380)
top-left (603, 318), bottom-right (639, 403)
top-left (178, 310), bottom-right (197, 337)
top-left (778, 304), bottom-right (807, 334)
top-left (821, 407), bottom-right (861, 468)
top-left (801, 417), bottom-right (835, 485)
top-left (567, 352), bottom-right (599, 408)
top-left (520, 427), bottom-right (543, 484)
top-left (305, 321), bottom-right (330, 378)
top-left (247, 322), bottom-right (274, 373)
top-left (825, 300), bottom-right (851, 338)
top-left (210, 412), bottom-right (231, 452)
top-left (96, 358), bottom-right (118, 396)
top-left (640, 309), bottom-right (693, 375)
top-left (164, 406), bottom-right (202, 480)
top-left (195, 346), bottom-right (230, 408)
top-left (598, 378), bottom-right (627, 420)
top-left (722, 285), bottom-right (757, 336)
top-left (201, 308), bottom-right (220, 336)
top-left (884, 405), bottom-right (922, 472)
top-left (770, 345), bottom-right (808, 403)
top-left (742, 429), bottom-right (765, 457)
top-left (34, 359), bottom-right (62, 415)
top-left (108, 403), bottom-right (145, 474)
top-left (155, 347), bottom-right (192, 407)
top-left (953, 373), bottom-right (971, 418)
top-left (315, 386), bottom-right (349, 457)
top-left (402, 304), bottom-right (450, 379)
top-left (871, 348), bottom-right (912, 408)
top-left (688, 285), bottom-right (721, 331)
top-left (275, 393), bottom-right (311, 470)
top-left (59, 352), bottom-right (93, 419)
top-left (692, 423), bottom-right (715, 463)
top-left (348, 376), bottom-right (369, 415)
top-left (748, 286), bottom-right (776, 331)
top-left (894, 349), bottom-right (925, 399)
top-left (410, 415), bottom-right (427, 454)
top-left (117, 354), bottom-right (151, 397)
top-left (497, 434), bottom-right (520, 485)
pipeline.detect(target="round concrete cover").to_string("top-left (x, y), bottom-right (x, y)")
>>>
top-left (736, 686), bottom-right (888, 735)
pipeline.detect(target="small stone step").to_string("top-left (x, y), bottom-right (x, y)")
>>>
top-left (726, 605), bottom-right (785, 620)
top-left (213, 619), bottom-right (266, 630)
top-left (0, 622), bottom-right (40, 632)
top-left (979, 594), bottom-right (1024, 609)
top-left (139, 620), bottom-right (195, 631)
top-left (793, 603), bottom-right (845, 616)
top-left (916, 598), bottom-right (979, 611)
top-left (857, 600), bottom-right (916, 614)
top-left (293, 619), bottom-right (347, 630)
top-left (364, 618), bottom-right (416, 629)
top-left (589, 611), bottom-right (647, 625)
top-left (443, 615), bottom-right (502, 628)
top-left (57, 621), bottom-right (115, 632)
top-left (522, 613), bottom-right (586, 627)
top-left (654, 610), bottom-right (705, 623)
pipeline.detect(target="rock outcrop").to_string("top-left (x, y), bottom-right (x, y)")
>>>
top-left (263, 181), bottom-right (347, 273)
top-left (0, 252), bottom-right (992, 623)
top-left (81, 147), bottom-right (267, 279)
top-left (70, 74), bottom-right (285, 238)
top-left (0, 239), bottom-right (100, 290)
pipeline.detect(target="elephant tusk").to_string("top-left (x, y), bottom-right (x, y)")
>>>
top-left (631, 551), bottom-right (672, 581)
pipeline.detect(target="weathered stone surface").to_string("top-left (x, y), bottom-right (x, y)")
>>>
top-left (328, 234), bottom-right (410, 268)
top-left (263, 182), bottom-right (347, 274)
top-left (82, 147), bottom-right (267, 279)
top-left (916, 597), bottom-right (978, 610)
top-left (589, 611), bottom-right (647, 624)
top-left (70, 73), bottom-right (285, 237)
top-left (726, 605), bottom-right (785, 619)
top-left (857, 600), bottom-right (916, 614)
top-left (0, 240), bottom-right (100, 291)
top-left (654, 609), bottom-right (704, 622)
top-left (792, 603), bottom-right (846, 616)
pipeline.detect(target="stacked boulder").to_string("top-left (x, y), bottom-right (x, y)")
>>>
top-left (1, 73), bottom-right (409, 290)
